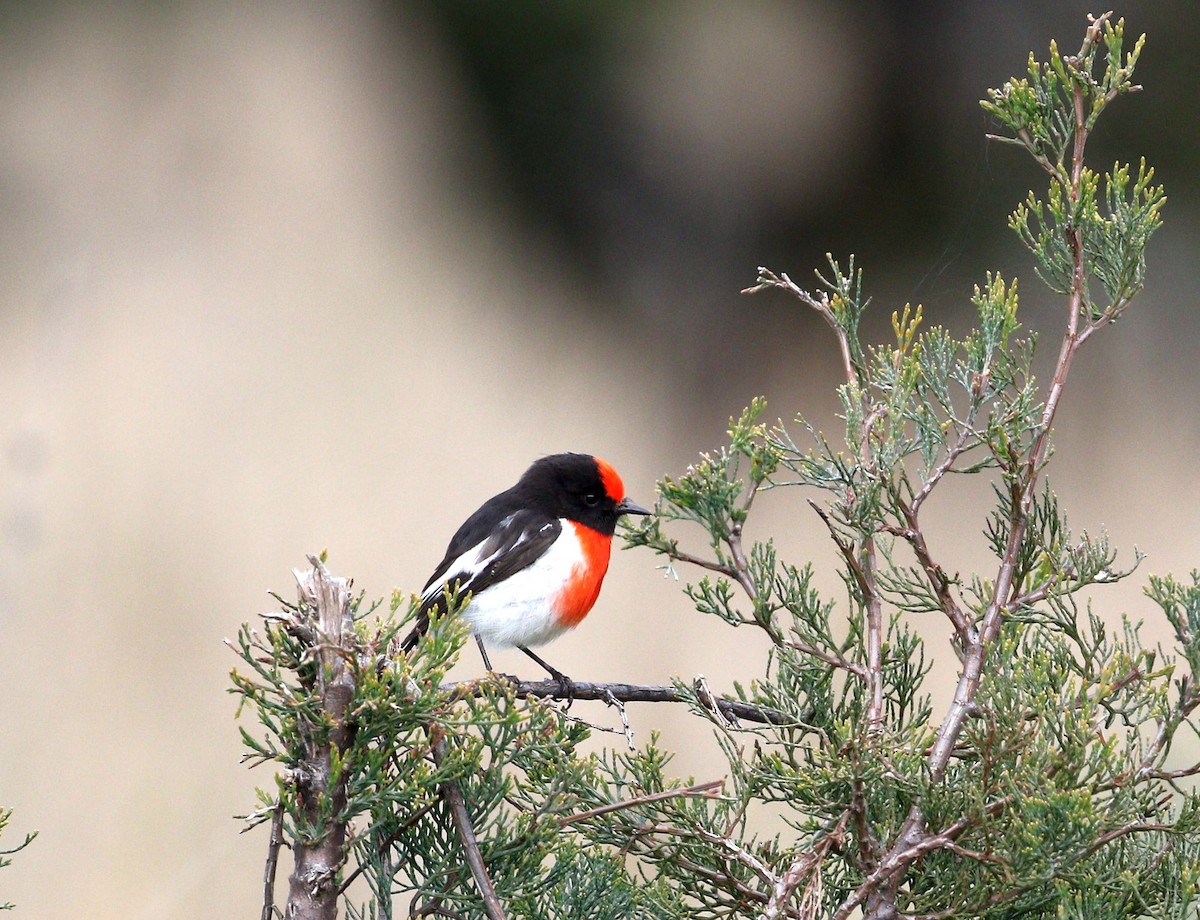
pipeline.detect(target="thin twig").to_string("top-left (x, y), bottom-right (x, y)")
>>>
top-left (694, 675), bottom-right (733, 728)
top-left (641, 821), bottom-right (780, 891)
top-left (784, 639), bottom-right (869, 681)
top-left (806, 498), bottom-right (883, 728)
top-left (603, 688), bottom-right (637, 750)
top-left (1008, 572), bottom-right (1063, 610)
top-left (409, 869), bottom-right (464, 920)
top-left (1130, 676), bottom-right (1200, 783)
top-left (862, 533), bottom-right (885, 733)
top-left (855, 409), bottom-right (888, 734)
top-left (548, 698), bottom-right (635, 746)
top-left (744, 268), bottom-right (857, 384)
top-left (910, 399), bottom-right (984, 517)
top-left (1146, 763), bottom-right (1200, 782)
top-left (429, 725), bottom-right (507, 920)
top-left (941, 841), bottom-right (1005, 865)
top-left (663, 545), bottom-right (740, 581)
top-left (806, 500), bottom-right (869, 600)
top-left (411, 899), bottom-right (466, 920)
top-left (261, 800), bottom-right (285, 920)
top-left (1073, 818), bottom-right (1173, 862)
top-left (557, 779), bottom-right (726, 827)
top-left (669, 851), bottom-right (803, 918)
top-left (886, 501), bottom-right (974, 647)
top-left (722, 792), bottom-right (752, 839)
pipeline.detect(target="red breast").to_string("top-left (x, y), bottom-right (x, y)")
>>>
top-left (551, 521), bottom-right (613, 628)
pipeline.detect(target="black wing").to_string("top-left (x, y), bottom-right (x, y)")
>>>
top-left (401, 509), bottom-right (561, 652)
top-left (420, 487), bottom-right (525, 592)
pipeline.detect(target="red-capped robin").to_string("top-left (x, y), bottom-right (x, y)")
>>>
top-left (402, 453), bottom-right (650, 686)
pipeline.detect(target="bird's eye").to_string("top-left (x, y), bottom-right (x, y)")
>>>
top-left (583, 492), bottom-right (600, 507)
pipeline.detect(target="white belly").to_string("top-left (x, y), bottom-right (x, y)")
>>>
top-left (459, 522), bottom-right (584, 649)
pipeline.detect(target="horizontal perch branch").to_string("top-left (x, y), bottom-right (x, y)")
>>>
top-left (440, 677), bottom-right (794, 726)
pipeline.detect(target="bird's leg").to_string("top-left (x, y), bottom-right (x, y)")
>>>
top-left (474, 634), bottom-right (494, 671)
top-left (519, 646), bottom-right (573, 703)
top-left (475, 635), bottom-right (518, 688)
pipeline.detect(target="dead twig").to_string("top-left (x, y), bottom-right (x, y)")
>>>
top-left (284, 558), bottom-right (357, 920)
top-left (602, 688), bottom-right (636, 750)
top-left (761, 814), bottom-right (847, 920)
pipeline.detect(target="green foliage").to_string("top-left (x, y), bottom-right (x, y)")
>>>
top-left (983, 14), bottom-right (1164, 322)
top-left (1008, 159), bottom-right (1164, 313)
top-left (232, 588), bottom-right (695, 918)
top-left (980, 15), bottom-right (1144, 172)
top-left (625, 12), bottom-right (1197, 919)
top-left (232, 13), bottom-right (1198, 920)
top-left (0, 809), bottom-right (35, 911)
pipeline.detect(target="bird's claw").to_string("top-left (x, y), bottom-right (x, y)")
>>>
top-left (549, 671), bottom-right (574, 708)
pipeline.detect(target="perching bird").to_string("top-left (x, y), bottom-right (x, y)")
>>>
top-left (402, 453), bottom-right (650, 685)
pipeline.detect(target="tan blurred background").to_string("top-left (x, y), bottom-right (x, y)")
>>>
top-left (1, 2), bottom-right (1197, 916)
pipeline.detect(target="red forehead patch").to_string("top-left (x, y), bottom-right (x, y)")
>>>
top-left (594, 457), bottom-right (625, 502)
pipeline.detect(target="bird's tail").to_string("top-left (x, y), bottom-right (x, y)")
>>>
top-left (399, 613), bottom-right (427, 653)
top-left (401, 585), bottom-right (461, 654)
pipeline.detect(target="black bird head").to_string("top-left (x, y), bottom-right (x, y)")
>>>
top-left (517, 453), bottom-right (650, 536)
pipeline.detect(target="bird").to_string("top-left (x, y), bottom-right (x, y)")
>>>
top-left (401, 453), bottom-right (650, 687)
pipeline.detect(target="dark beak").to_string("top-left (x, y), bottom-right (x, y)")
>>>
top-left (616, 498), bottom-right (652, 517)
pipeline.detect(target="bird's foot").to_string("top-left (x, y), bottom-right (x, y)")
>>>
top-left (546, 668), bottom-right (574, 708)
top-left (517, 646), bottom-right (574, 707)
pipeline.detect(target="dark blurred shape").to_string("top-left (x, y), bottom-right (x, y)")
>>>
top-left (410, 0), bottom-right (1200, 405)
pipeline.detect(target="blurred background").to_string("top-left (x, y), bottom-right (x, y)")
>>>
top-left (1, 2), bottom-right (1197, 916)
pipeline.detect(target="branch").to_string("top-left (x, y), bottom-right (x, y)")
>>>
top-left (430, 725), bottom-right (508, 920)
top-left (832, 818), bottom-right (972, 920)
top-left (284, 558), bottom-right (356, 920)
top-left (884, 508), bottom-right (973, 648)
top-left (557, 779), bottom-right (726, 827)
top-left (744, 268), bottom-right (857, 384)
top-left (892, 30), bottom-right (1106, 867)
top-left (261, 800), bottom-right (284, 920)
top-left (441, 677), bottom-right (794, 726)
top-left (807, 498), bottom-right (884, 728)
